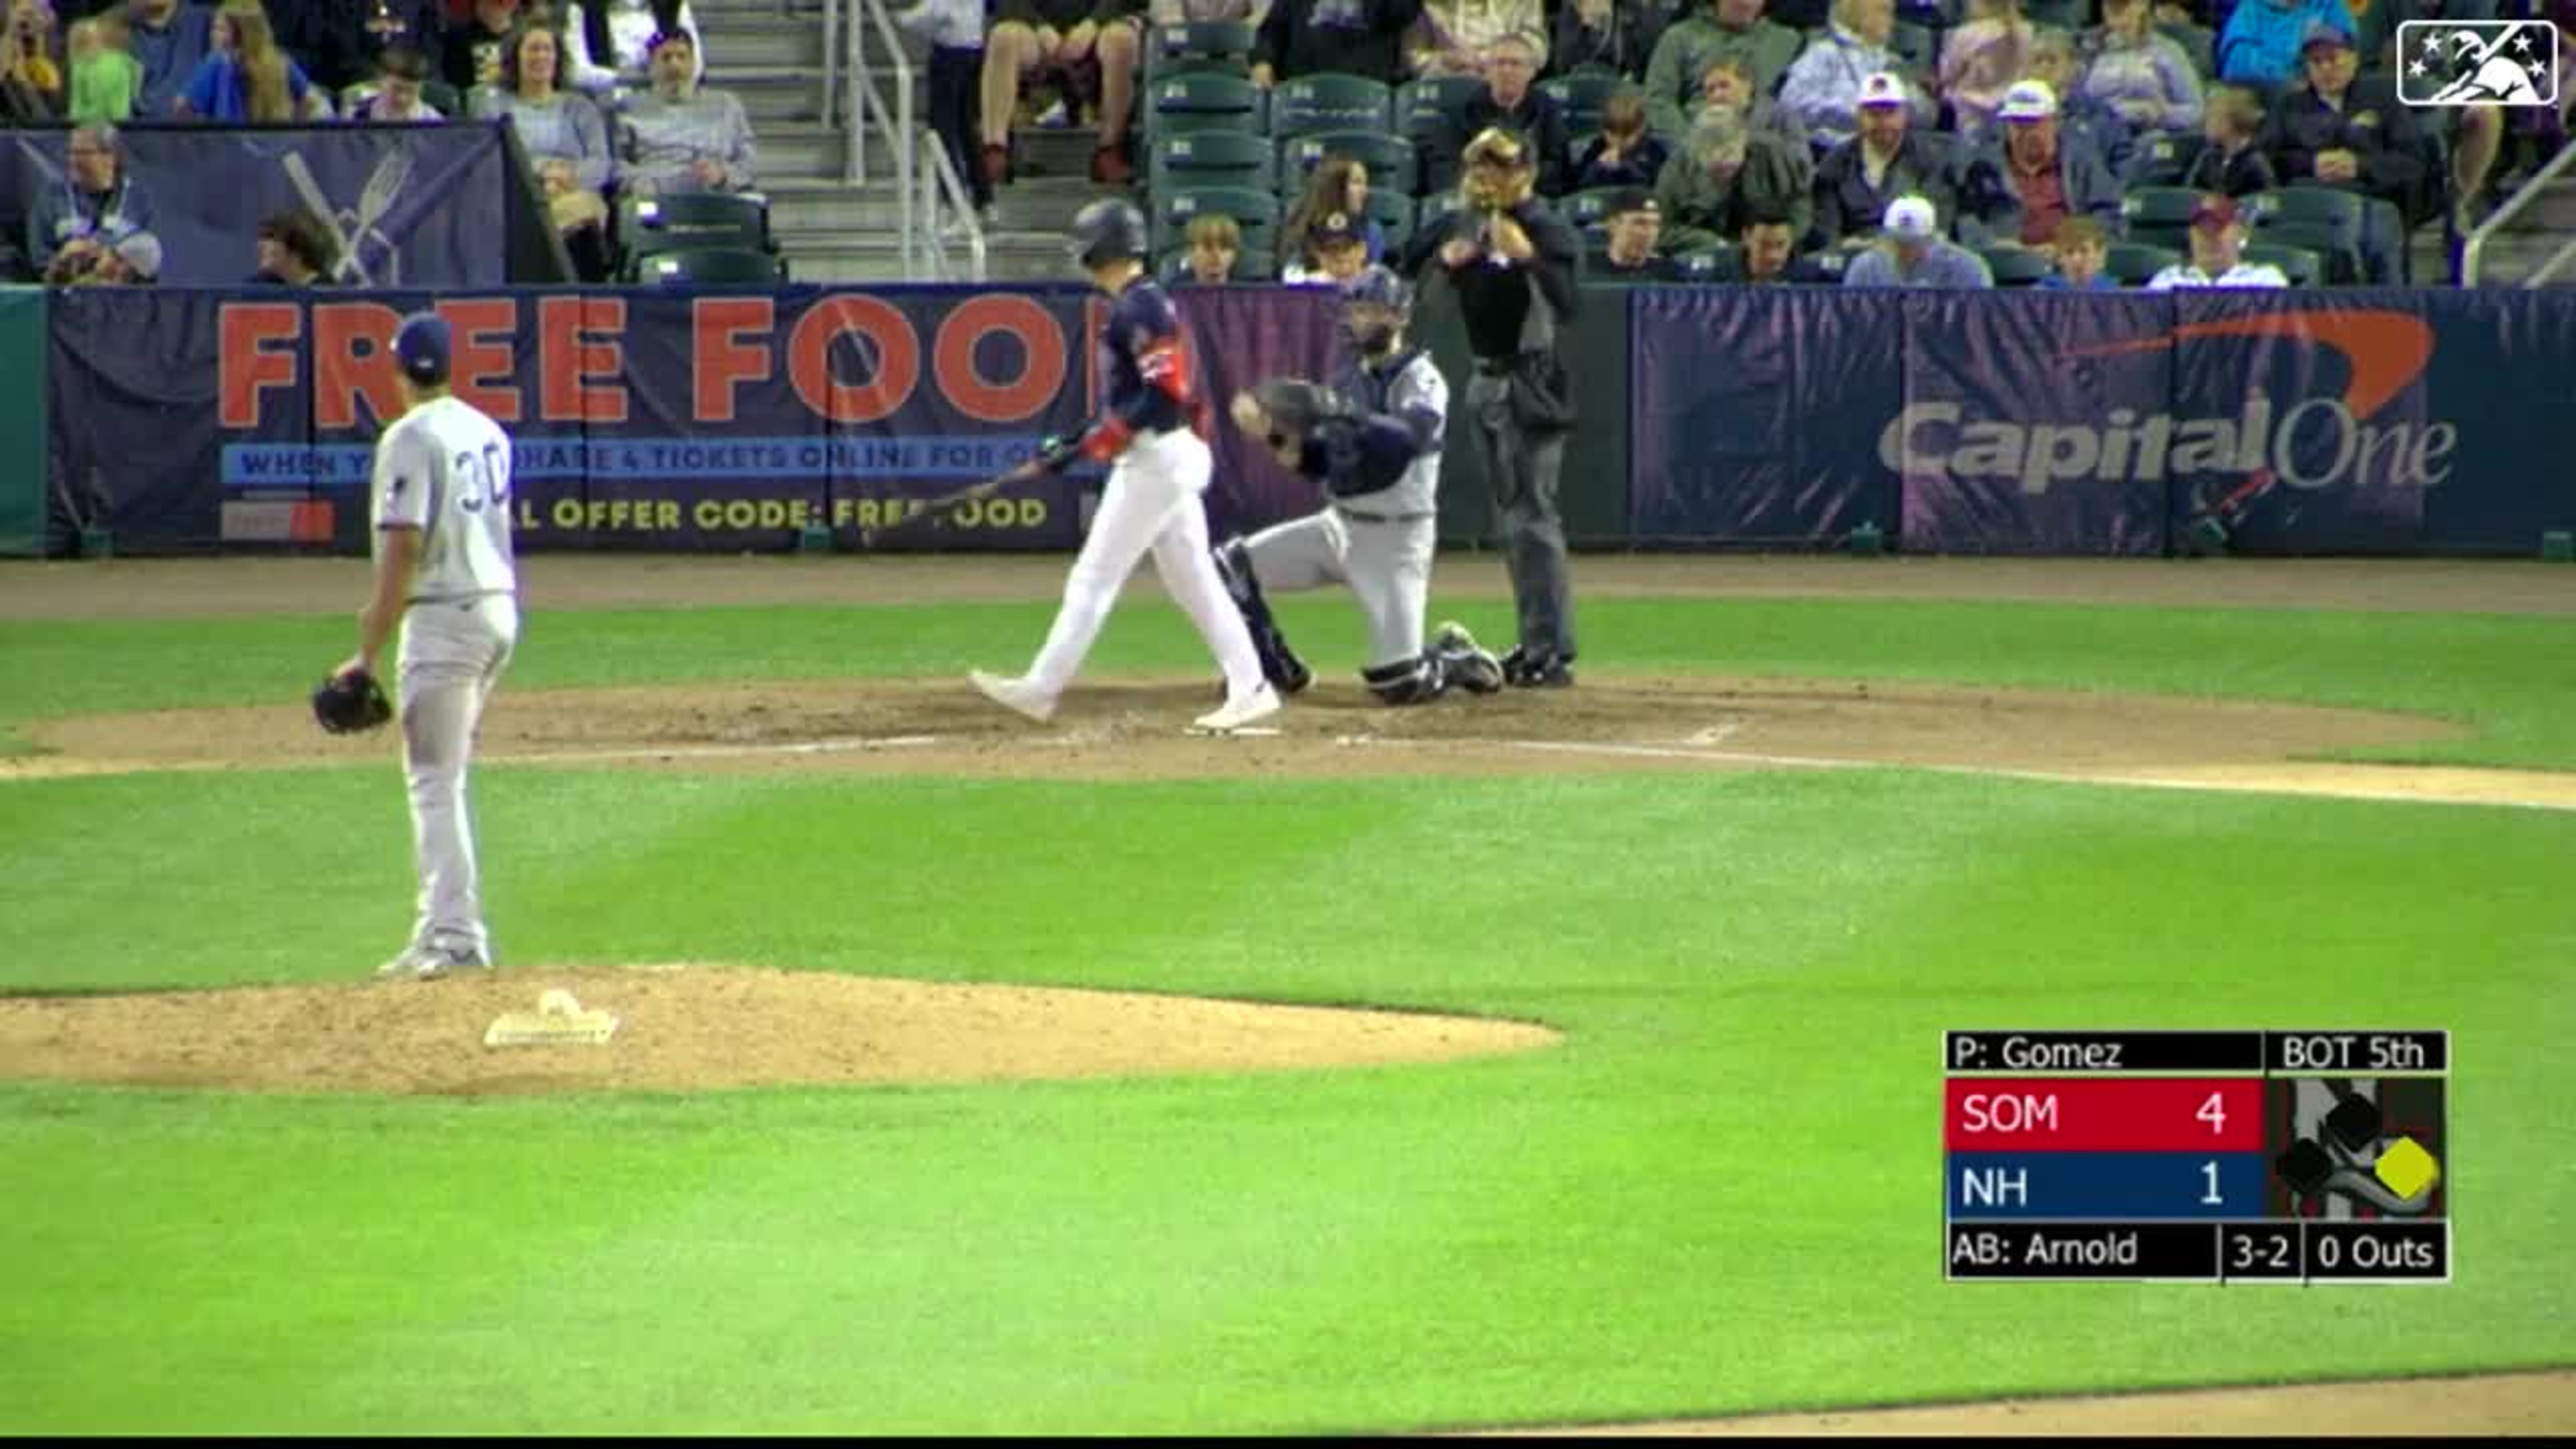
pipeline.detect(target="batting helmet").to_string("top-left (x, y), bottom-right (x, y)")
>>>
top-left (1067, 198), bottom-right (1150, 268)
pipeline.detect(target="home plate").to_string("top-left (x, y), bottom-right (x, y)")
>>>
top-left (1185, 725), bottom-right (1284, 738)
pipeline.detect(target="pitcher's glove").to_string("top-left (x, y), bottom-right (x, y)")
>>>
top-left (312, 667), bottom-right (393, 734)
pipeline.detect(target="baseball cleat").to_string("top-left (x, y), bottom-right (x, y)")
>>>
top-left (1433, 621), bottom-right (1505, 695)
top-left (970, 670), bottom-right (1057, 723)
top-left (377, 942), bottom-right (491, 981)
top-left (1192, 682), bottom-right (1282, 733)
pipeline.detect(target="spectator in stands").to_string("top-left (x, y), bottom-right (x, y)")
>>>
top-left (1739, 203), bottom-right (1833, 279)
top-left (2180, 82), bottom-right (2276, 194)
top-left (1810, 69), bottom-right (1956, 248)
top-left (1844, 192), bottom-right (1994, 284)
top-left (1282, 207), bottom-right (1371, 282)
top-left (1070, 0), bottom-right (1149, 184)
top-left (1588, 187), bottom-right (1688, 278)
top-left (128, 0), bottom-right (211, 120)
top-left (2215, 0), bottom-right (2352, 90)
top-left (25, 122), bottom-right (159, 280)
top-left (1699, 52), bottom-right (1808, 151)
top-left (175, 0), bottom-right (322, 121)
top-left (898, 0), bottom-right (992, 220)
top-left (617, 29), bottom-right (755, 195)
top-left (67, 12), bottom-right (138, 123)
top-left (567, 0), bottom-right (699, 102)
top-left (2024, 27), bottom-right (2133, 177)
top-left (1643, 0), bottom-right (1802, 142)
top-left (1654, 105), bottom-right (1812, 250)
top-left (441, 0), bottom-right (517, 96)
top-left (1183, 211), bottom-right (1241, 283)
top-left (1956, 79), bottom-right (2122, 253)
top-left (2257, 19), bottom-right (2420, 281)
top-left (2036, 213), bottom-right (2117, 285)
top-left (347, 45), bottom-right (445, 120)
top-left (1780, 0), bottom-right (1934, 150)
top-left (1571, 85), bottom-right (1672, 189)
top-left (2365, 0), bottom-right (2504, 230)
top-left (472, 16), bottom-right (616, 279)
top-left (1283, 154), bottom-right (1386, 267)
top-left (2, 0), bottom-right (61, 117)
top-left (1251, 0), bottom-right (1420, 88)
top-left (354, 0), bottom-right (445, 87)
top-left (1938, 0), bottom-right (2035, 145)
top-left (2145, 192), bottom-right (2288, 284)
top-left (1432, 33), bottom-right (1569, 195)
top-left (1553, 0), bottom-right (1664, 80)
top-left (250, 207), bottom-right (338, 283)
top-left (977, 0), bottom-right (1099, 188)
top-left (2081, 0), bottom-right (2202, 139)
top-left (1409, 0), bottom-right (1545, 80)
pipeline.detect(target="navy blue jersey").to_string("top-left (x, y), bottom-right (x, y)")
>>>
top-left (1079, 277), bottom-right (1207, 461)
top-left (1293, 347), bottom-right (1447, 509)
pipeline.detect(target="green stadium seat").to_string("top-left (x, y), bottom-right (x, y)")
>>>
top-left (1271, 72), bottom-right (1394, 139)
top-left (1397, 76), bottom-right (1481, 155)
top-left (2125, 133), bottom-right (2193, 187)
top-left (2243, 187), bottom-right (2366, 283)
top-left (1979, 245), bottom-right (2055, 286)
top-left (1158, 244), bottom-right (1280, 283)
top-left (1537, 71), bottom-right (1623, 132)
top-left (1153, 186), bottom-right (1282, 254)
top-left (1675, 243), bottom-right (1741, 281)
top-left (1147, 73), bottom-right (1266, 137)
top-left (625, 192), bottom-right (770, 258)
top-left (642, 247), bottom-right (786, 285)
top-left (1277, 131), bottom-right (1420, 198)
top-left (2120, 185), bottom-right (2202, 251)
top-left (2243, 241), bottom-right (2322, 287)
top-left (1150, 20), bottom-right (1254, 68)
top-left (1561, 186), bottom-right (1630, 235)
top-left (1151, 130), bottom-right (1277, 190)
top-left (2103, 240), bottom-right (2179, 285)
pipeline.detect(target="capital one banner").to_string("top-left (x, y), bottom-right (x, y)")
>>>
top-left (1630, 288), bottom-right (2576, 556)
top-left (47, 284), bottom-right (1345, 553)
top-left (6, 123), bottom-right (510, 288)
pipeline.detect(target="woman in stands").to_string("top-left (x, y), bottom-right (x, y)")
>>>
top-left (174, 0), bottom-right (317, 121)
top-left (473, 15), bottom-right (617, 279)
top-left (1280, 154), bottom-right (1386, 272)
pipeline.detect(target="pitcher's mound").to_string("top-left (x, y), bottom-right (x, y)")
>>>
top-left (0, 965), bottom-right (1559, 1097)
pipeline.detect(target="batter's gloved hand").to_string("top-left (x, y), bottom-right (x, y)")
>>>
top-left (1033, 432), bottom-right (1086, 474)
top-left (312, 667), bottom-right (393, 734)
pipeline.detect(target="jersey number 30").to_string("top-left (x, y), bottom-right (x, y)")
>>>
top-left (453, 443), bottom-right (511, 513)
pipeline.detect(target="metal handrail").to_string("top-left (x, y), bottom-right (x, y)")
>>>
top-left (919, 126), bottom-right (988, 280)
top-left (849, 0), bottom-right (917, 277)
top-left (2462, 134), bottom-right (2576, 287)
top-left (819, 0), bottom-right (840, 149)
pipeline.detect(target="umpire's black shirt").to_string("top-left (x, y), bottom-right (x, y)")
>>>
top-left (1408, 201), bottom-right (1584, 361)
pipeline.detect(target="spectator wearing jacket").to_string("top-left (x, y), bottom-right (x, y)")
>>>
top-left (2081, 0), bottom-right (2202, 137)
top-left (1653, 105), bottom-right (1813, 250)
top-left (2178, 82), bottom-right (2277, 194)
top-left (2215, 0), bottom-right (2353, 90)
top-left (1431, 32), bottom-right (1570, 195)
top-left (1552, 0), bottom-right (1663, 79)
top-left (2256, 18), bottom-right (2422, 280)
top-left (1251, 0), bottom-right (1422, 87)
top-left (1408, 0), bottom-right (1544, 79)
top-left (1811, 69), bottom-right (1958, 247)
top-left (1955, 79), bottom-right (2122, 253)
top-left (1641, 0), bottom-right (1802, 140)
top-left (1779, 0), bottom-right (1933, 149)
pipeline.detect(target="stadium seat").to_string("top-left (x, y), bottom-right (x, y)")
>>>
top-left (2104, 240), bottom-right (2179, 285)
top-left (1153, 186), bottom-right (1281, 254)
top-left (1158, 244), bottom-right (1280, 283)
top-left (1537, 71), bottom-right (1623, 133)
top-left (1147, 20), bottom-right (1255, 80)
top-left (1146, 73), bottom-right (1266, 137)
top-left (1561, 186), bottom-right (1629, 235)
top-left (2243, 241), bottom-right (2321, 286)
top-left (1151, 130), bottom-right (1277, 190)
top-left (1277, 130), bottom-right (1420, 198)
top-left (2120, 185), bottom-right (2203, 250)
top-left (1270, 72), bottom-right (1394, 139)
top-left (643, 247), bottom-right (786, 285)
top-left (1376, 194), bottom-right (1418, 254)
top-left (2125, 133), bottom-right (2193, 188)
top-left (2243, 187), bottom-right (2366, 283)
top-left (1892, 19), bottom-right (1936, 70)
top-left (1417, 190), bottom-right (1471, 234)
top-left (1979, 245), bottom-right (2055, 286)
top-left (626, 192), bottom-right (770, 258)
top-left (1398, 75), bottom-right (1482, 155)
top-left (1674, 244), bottom-right (1741, 281)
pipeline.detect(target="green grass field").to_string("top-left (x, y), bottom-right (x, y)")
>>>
top-left (2, 577), bottom-right (2572, 1433)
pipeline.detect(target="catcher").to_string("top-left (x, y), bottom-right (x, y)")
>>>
top-left (313, 312), bottom-right (521, 981)
top-left (1213, 265), bottom-right (1505, 705)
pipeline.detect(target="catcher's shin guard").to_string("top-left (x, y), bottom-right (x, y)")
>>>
top-left (1362, 653), bottom-right (1450, 705)
top-left (1212, 538), bottom-right (1312, 694)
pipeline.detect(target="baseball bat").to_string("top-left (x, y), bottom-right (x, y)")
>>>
top-left (857, 457), bottom-right (1047, 547)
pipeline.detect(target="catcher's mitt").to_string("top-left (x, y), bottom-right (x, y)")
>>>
top-left (312, 668), bottom-right (393, 734)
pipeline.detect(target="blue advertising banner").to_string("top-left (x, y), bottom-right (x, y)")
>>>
top-left (1628, 288), bottom-right (1901, 546)
top-left (2415, 288), bottom-right (2576, 554)
top-left (1178, 283), bottom-right (1343, 541)
top-left (6, 123), bottom-right (512, 288)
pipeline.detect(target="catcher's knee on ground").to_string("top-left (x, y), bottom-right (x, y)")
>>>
top-left (1362, 653), bottom-right (1450, 705)
top-left (1213, 537), bottom-right (1312, 693)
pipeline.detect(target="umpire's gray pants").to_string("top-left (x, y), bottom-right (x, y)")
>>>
top-left (1466, 372), bottom-right (1575, 661)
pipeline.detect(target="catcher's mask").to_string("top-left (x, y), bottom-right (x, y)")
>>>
top-left (1460, 127), bottom-right (1536, 210)
top-left (1340, 264), bottom-right (1410, 356)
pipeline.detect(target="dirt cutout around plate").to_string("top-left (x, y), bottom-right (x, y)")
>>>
top-left (0, 964), bottom-right (1559, 1096)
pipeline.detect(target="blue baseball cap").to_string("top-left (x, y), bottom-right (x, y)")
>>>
top-left (393, 311), bottom-right (451, 385)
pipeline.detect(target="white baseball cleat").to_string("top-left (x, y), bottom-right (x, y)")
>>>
top-left (970, 670), bottom-right (1057, 723)
top-left (376, 942), bottom-right (491, 981)
top-left (1192, 682), bottom-right (1282, 734)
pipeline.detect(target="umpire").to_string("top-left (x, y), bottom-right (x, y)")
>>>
top-left (1402, 126), bottom-right (1583, 687)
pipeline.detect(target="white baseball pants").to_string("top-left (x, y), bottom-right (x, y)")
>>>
top-left (399, 594), bottom-right (518, 956)
top-left (1024, 428), bottom-right (1266, 700)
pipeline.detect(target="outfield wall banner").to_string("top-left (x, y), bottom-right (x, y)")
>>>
top-left (46, 285), bottom-right (1346, 554)
top-left (4, 124), bottom-right (512, 288)
top-left (0, 287), bottom-right (44, 557)
top-left (1629, 288), bottom-right (2576, 556)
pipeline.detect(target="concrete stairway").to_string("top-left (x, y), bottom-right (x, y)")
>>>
top-left (689, 0), bottom-right (1129, 283)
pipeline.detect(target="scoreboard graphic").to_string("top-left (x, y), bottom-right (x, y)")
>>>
top-left (1944, 1031), bottom-right (2450, 1283)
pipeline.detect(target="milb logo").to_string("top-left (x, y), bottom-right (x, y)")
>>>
top-left (2398, 20), bottom-right (2560, 107)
